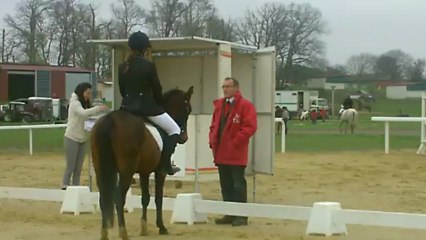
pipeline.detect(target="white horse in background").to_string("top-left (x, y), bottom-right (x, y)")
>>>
top-left (339, 108), bottom-right (358, 134)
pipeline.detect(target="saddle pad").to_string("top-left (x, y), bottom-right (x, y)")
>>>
top-left (145, 123), bottom-right (163, 151)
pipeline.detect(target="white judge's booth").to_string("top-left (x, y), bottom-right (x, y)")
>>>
top-left (88, 36), bottom-right (276, 194)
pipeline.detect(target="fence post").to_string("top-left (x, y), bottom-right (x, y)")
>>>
top-left (281, 120), bottom-right (286, 153)
top-left (384, 121), bottom-right (389, 154)
top-left (29, 128), bottom-right (33, 156)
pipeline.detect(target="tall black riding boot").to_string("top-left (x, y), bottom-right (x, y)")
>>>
top-left (161, 134), bottom-right (181, 175)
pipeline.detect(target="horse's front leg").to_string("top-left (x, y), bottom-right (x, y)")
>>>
top-left (155, 170), bottom-right (168, 235)
top-left (140, 173), bottom-right (150, 236)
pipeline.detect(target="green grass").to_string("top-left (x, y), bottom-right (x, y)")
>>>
top-left (275, 133), bottom-right (419, 153)
top-left (0, 94), bottom-right (422, 153)
top-left (0, 128), bottom-right (65, 153)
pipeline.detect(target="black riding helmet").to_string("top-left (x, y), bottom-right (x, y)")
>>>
top-left (128, 31), bottom-right (151, 51)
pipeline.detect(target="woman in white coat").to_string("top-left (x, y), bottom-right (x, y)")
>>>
top-left (61, 82), bottom-right (108, 190)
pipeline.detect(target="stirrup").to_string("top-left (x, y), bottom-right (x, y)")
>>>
top-left (165, 166), bottom-right (181, 176)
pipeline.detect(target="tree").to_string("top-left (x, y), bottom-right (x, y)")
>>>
top-left (205, 15), bottom-right (235, 41)
top-left (236, 2), bottom-right (327, 81)
top-left (111, 0), bottom-right (145, 38)
top-left (146, 0), bottom-right (187, 37)
top-left (4, 0), bottom-right (52, 63)
top-left (345, 53), bottom-right (377, 76)
top-left (406, 59), bottom-right (426, 81)
top-left (383, 49), bottom-right (414, 80)
top-left (1, 29), bottom-right (21, 62)
top-left (179, 0), bottom-right (216, 36)
top-left (375, 55), bottom-right (400, 80)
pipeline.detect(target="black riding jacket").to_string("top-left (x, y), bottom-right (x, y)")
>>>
top-left (118, 56), bottom-right (165, 116)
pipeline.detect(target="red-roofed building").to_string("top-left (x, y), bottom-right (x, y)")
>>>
top-left (0, 63), bottom-right (96, 101)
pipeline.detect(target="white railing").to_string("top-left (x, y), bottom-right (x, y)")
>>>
top-left (0, 119), bottom-right (286, 155)
top-left (0, 124), bottom-right (67, 155)
top-left (371, 117), bottom-right (426, 154)
top-left (2, 186), bottom-right (426, 237)
top-left (274, 118), bottom-right (286, 153)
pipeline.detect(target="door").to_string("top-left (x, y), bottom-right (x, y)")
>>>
top-left (249, 47), bottom-right (276, 175)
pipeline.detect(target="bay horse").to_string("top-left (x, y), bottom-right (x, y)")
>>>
top-left (91, 86), bottom-right (194, 240)
top-left (339, 108), bottom-right (358, 134)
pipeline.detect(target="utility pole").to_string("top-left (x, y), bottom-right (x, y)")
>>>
top-left (331, 86), bottom-right (336, 119)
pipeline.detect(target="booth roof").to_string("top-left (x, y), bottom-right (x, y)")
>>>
top-left (87, 36), bottom-right (258, 52)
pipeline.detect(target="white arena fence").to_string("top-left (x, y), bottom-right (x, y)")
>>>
top-left (371, 117), bottom-right (426, 154)
top-left (1, 186), bottom-right (426, 237)
top-left (1, 121), bottom-right (426, 237)
top-left (0, 119), bottom-right (286, 155)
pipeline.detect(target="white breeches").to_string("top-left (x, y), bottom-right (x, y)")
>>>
top-left (147, 113), bottom-right (181, 136)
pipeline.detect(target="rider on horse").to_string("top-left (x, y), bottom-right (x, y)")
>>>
top-left (118, 31), bottom-right (181, 176)
top-left (342, 96), bottom-right (353, 110)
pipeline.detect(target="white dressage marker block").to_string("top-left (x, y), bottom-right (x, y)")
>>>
top-left (124, 187), bottom-right (134, 213)
top-left (306, 202), bottom-right (347, 237)
top-left (170, 193), bottom-right (207, 225)
top-left (60, 186), bottom-right (95, 215)
top-left (94, 187), bottom-right (134, 213)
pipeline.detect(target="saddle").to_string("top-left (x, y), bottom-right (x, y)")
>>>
top-left (119, 106), bottom-right (168, 151)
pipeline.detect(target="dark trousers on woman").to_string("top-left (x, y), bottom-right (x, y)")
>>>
top-left (215, 164), bottom-right (248, 226)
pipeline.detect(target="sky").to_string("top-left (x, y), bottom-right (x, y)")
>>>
top-left (1, 0), bottom-right (426, 65)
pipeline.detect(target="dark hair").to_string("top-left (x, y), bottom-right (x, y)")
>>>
top-left (224, 77), bottom-right (239, 87)
top-left (74, 82), bottom-right (92, 109)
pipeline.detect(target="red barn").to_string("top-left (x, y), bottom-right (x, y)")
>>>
top-left (0, 63), bottom-right (96, 101)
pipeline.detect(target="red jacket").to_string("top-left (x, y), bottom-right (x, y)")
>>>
top-left (209, 91), bottom-right (257, 166)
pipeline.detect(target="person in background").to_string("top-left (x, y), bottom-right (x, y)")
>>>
top-left (311, 109), bottom-right (317, 124)
top-left (319, 108), bottom-right (326, 122)
top-left (62, 82), bottom-right (108, 190)
top-left (209, 77), bottom-right (257, 226)
top-left (282, 106), bottom-right (289, 135)
top-left (275, 106), bottom-right (283, 134)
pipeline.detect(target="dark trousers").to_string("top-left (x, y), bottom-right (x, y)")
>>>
top-left (218, 165), bottom-right (247, 203)
top-left (283, 119), bottom-right (288, 135)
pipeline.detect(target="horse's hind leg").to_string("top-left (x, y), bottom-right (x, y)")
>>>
top-left (140, 174), bottom-right (150, 236)
top-left (116, 174), bottom-right (132, 240)
top-left (155, 170), bottom-right (168, 235)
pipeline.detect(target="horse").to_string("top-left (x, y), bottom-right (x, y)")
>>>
top-left (90, 86), bottom-right (194, 240)
top-left (339, 108), bottom-right (358, 134)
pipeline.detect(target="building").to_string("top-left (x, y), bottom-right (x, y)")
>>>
top-left (0, 63), bottom-right (96, 101)
top-left (386, 82), bottom-right (426, 99)
top-left (97, 81), bottom-right (113, 102)
top-left (307, 76), bottom-right (348, 90)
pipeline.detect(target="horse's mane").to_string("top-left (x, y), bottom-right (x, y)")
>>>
top-left (162, 88), bottom-right (184, 104)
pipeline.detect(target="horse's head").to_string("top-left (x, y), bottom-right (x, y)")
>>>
top-left (162, 86), bottom-right (194, 144)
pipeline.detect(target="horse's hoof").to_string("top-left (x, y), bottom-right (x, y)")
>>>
top-left (140, 219), bottom-right (148, 236)
top-left (101, 228), bottom-right (109, 240)
top-left (159, 227), bottom-right (169, 235)
top-left (119, 227), bottom-right (129, 240)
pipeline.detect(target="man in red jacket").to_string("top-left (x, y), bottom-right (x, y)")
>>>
top-left (209, 77), bottom-right (257, 226)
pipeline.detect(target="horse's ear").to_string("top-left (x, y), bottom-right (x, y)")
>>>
top-left (187, 86), bottom-right (194, 99)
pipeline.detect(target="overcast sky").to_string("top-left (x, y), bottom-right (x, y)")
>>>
top-left (0, 0), bottom-right (425, 65)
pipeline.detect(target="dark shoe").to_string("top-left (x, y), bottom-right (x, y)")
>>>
top-left (162, 134), bottom-right (182, 176)
top-left (232, 217), bottom-right (248, 226)
top-left (215, 215), bottom-right (234, 225)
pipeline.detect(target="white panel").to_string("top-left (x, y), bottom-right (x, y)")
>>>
top-left (193, 115), bottom-right (216, 172)
top-left (217, 44), bottom-right (232, 97)
top-left (202, 56), bottom-right (218, 114)
top-left (251, 48), bottom-right (276, 175)
top-left (113, 48), bottom-right (126, 110)
top-left (386, 86), bottom-right (406, 99)
top-left (154, 56), bottom-right (202, 114)
top-left (65, 73), bottom-right (91, 99)
top-left (232, 53), bottom-right (254, 102)
top-left (254, 50), bottom-right (275, 113)
top-left (249, 115), bottom-right (274, 175)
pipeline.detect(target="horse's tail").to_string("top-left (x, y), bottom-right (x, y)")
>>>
top-left (94, 113), bottom-right (117, 227)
